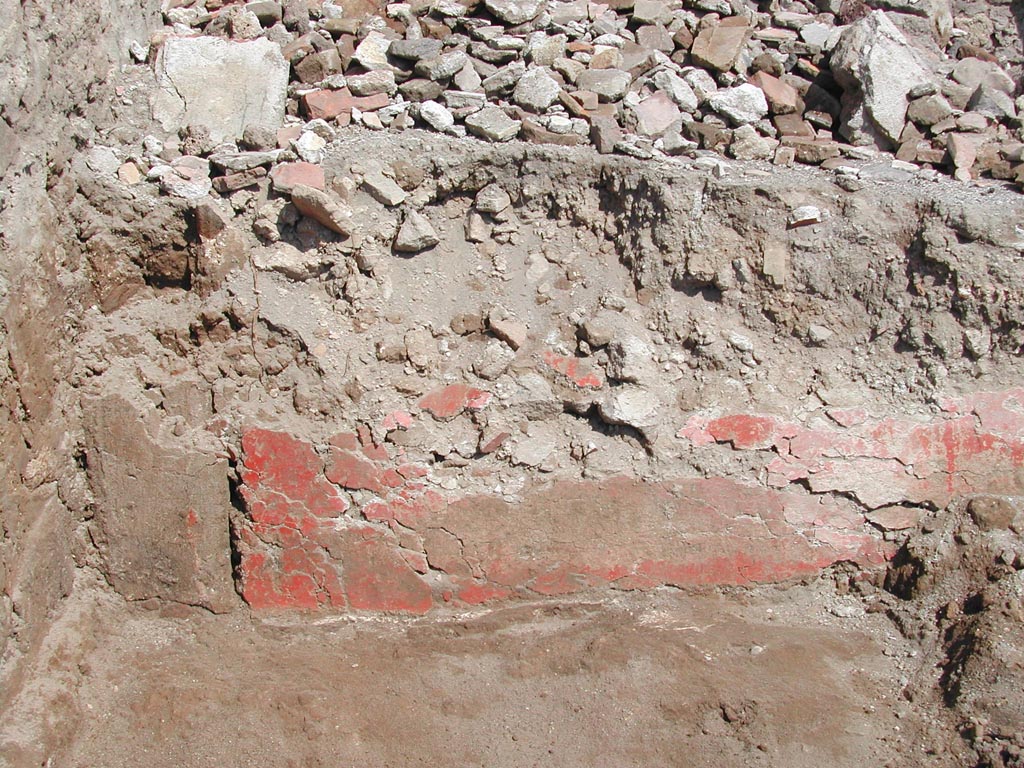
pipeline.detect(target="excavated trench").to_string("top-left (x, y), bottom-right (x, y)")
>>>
top-left (2, 1), bottom-right (1024, 767)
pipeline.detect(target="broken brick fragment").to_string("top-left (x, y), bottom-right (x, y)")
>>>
top-left (269, 161), bottom-right (325, 193)
top-left (301, 88), bottom-right (390, 120)
top-left (418, 383), bottom-right (493, 419)
top-left (382, 410), bottom-right (414, 431)
top-left (541, 350), bottom-right (604, 389)
top-left (706, 414), bottom-right (793, 450)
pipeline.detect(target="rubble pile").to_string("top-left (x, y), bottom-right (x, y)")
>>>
top-left (130, 0), bottom-right (1024, 201)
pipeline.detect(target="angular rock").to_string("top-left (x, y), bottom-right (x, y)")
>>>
top-left (729, 124), bottom-right (775, 160)
top-left (830, 11), bottom-right (932, 147)
top-left (951, 57), bottom-right (1015, 95)
top-left (399, 78), bottom-right (445, 102)
top-left (682, 67), bottom-right (718, 102)
top-left (293, 131), bottom-right (327, 163)
top-left (347, 70), bottom-right (398, 96)
top-left (212, 167), bottom-right (267, 193)
top-left (270, 161), bottom-right (325, 192)
top-left (290, 184), bottom-right (353, 234)
top-left (576, 68), bottom-right (632, 103)
top-left (906, 92), bottom-right (952, 126)
top-left (465, 106), bottom-right (522, 141)
top-left (419, 100), bottom-right (456, 131)
top-left (209, 150), bottom-right (279, 173)
top-left (465, 211), bottom-right (491, 242)
top-left (352, 31), bottom-right (394, 71)
top-left (787, 139), bottom-right (841, 165)
top-left (513, 68), bottom-right (562, 112)
top-left (956, 112), bottom-right (989, 133)
top-left (483, 61), bottom-right (527, 96)
top-left (158, 156), bottom-right (212, 200)
top-left (606, 336), bottom-right (656, 384)
top-left (252, 242), bottom-right (323, 280)
top-left (632, 91), bottom-right (680, 137)
top-left (302, 88), bottom-right (390, 120)
top-left (510, 428), bottom-right (556, 468)
top-left (246, 0), bottom-right (283, 24)
top-left (489, 311), bottom-right (528, 349)
top-left (590, 115), bottom-right (623, 154)
top-left (242, 124), bottom-right (279, 151)
top-left (807, 324), bottom-right (834, 345)
top-left (749, 71), bottom-right (799, 115)
top-left (690, 19), bottom-right (750, 72)
top-left (661, 131), bottom-right (699, 156)
top-left (454, 62), bottom-right (484, 92)
top-left (520, 119), bottom-right (583, 146)
top-left (405, 328), bottom-right (439, 371)
top-left (152, 36), bottom-right (289, 142)
top-left (774, 112), bottom-right (816, 138)
top-left (484, 0), bottom-right (544, 24)
top-left (947, 132), bottom-right (985, 180)
top-left (362, 171), bottom-right (407, 205)
top-left (394, 210), bottom-right (440, 252)
top-left (415, 51), bottom-right (469, 81)
top-left (653, 70), bottom-right (698, 113)
top-left (443, 90), bottom-right (487, 114)
top-left (473, 340), bottom-right (516, 380)
top-left (528, 34), bottom-right (567, 66)
top-left (967, 85), bottom-right (1016, 121)
top-left (708, 83), bottom-right (768, 126)
top-left (294, 49), bottom-right (344, 83)
top-left (636, 24), bottom-right (674, 53)
top-left (590, 46), bottom-right (624, 70)
top-left (388, 38), bottom-right (443, 61)
top-left (475, 183), bottom-right (512, 213)
top-left (598, 387), bottom-right (660, 439)
top-left (800, 22), bottom-right (832, 47)
top-left (788, 205), bottom-right (823, 227)
top-left (632, 0), bottom-right (670, 24)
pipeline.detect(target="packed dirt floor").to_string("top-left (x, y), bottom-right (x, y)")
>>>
top-left (1, 575), bottom-right (970, 768)
top-left (3, 0), bottom-right (1024, 765)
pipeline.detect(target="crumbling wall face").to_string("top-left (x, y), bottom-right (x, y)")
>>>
top-left (82, 394), bottom-right (235, 613)
top-left (43, 112), bottom-right (1019, 619)
top-left (0, 0), bottom-right (160, 710)
top-left (231, 387), bottom-right (1024, 614)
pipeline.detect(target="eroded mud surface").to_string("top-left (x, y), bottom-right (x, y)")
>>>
top-left (3, 0), bottom-right (1024, 765)
top-left (39, 585), bottom-right (952, 768)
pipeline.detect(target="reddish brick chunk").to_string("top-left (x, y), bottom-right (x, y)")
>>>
top-left (269, 161), bottom-right (325, 193)
top-left (338, 526), bottom-right (433, 614)
top-left (419, 383), bottom-right (492, 419)
top-left (301, 88), bottom-right (390, 120)
top-left (542, 350), bottom-right (604, 389)
top-left (240, 428), bottom-right (348, 520)
top-left (706, 415), bottom-right (779, 450)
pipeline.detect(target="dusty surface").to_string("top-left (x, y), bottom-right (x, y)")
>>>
top-left (2, 0), bottom-right (1024, 765)
top-left (20, 579), bottom-right (961, 768)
